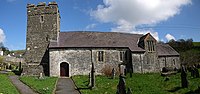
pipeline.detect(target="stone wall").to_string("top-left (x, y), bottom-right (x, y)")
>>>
top-left (132, 53), bottom-right (180, 73)
top-left (49, 48), bottom-right (129, 77)
top-left (132, 53), bottom-right (144, 73)
top-left (158, 56), bottom-right (180, 70)
top-left (132, 52), bottom-right (160, 73)
top-left (22, 64), bottom-right (44, 76)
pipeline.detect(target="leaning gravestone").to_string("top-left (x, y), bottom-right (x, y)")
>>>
top-left (116, 74), bottom-right (126, 94)
top-left (181, 66), bottom-right (188, 88)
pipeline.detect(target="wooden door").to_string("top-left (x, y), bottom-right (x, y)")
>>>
top-left (60, 62), bottom-right (69, 77)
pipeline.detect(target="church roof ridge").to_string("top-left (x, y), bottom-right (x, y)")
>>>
top-left (60, 31), bottom-right (144, 36)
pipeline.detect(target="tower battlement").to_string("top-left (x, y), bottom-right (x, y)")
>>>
top-left (27, 2), bottom-right (59, 16)
top-left (27, 1), bottom-right (57, 8)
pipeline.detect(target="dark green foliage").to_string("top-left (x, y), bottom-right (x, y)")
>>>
top-left (180, 49), bottom-right (200, 65)
top-left (168, 39), bottom-right (194, 52)
top-left (168, 39), bottom-right (200, 65)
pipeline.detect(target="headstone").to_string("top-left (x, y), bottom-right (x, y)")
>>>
top-left (89, 63), bottom-right (95, 89)
top-left (120, 65), bottom-right (126, 75)
top-left (116, 74), bottom-right (126, 94)
top-left (39, 73), bottom-right (44, 79)
top-left (181, 66), bottom-right (188, 88)
top-left (127, 88), bottom-right (132, 94)
top-left (111, 68), bottom-right (115, 79)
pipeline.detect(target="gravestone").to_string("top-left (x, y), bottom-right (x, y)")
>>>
top-left (181, 66), bottom-right (188, 88)
top-left (111, 68), bottom-right (115, 79)
top-left (116, 74), bottom-right (126, 94)
top-left (120, 65), bottom-right (126, 75)
top-left (89, 63), bottom-right (95, 89)
top-left (39, 73), bottom-right (44, 79)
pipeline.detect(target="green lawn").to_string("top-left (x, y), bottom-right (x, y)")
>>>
top-left (0, 74), bottom-right (19, 94)
top-left (20, 76), bottom-right (58, 94)
top-left (73, 71), bottom-right (200, 94)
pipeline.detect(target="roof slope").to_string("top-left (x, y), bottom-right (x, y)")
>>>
top-left (157, 43), bottom-right (179, 56)
top-left (49, 31), bottom-right (145, 52)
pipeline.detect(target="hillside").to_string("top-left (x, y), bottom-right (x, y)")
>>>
top-left (193, 42), bottom-right (200, 47)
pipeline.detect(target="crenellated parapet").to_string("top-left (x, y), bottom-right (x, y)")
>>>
top-left (27, 2), bottom-right (59, 16)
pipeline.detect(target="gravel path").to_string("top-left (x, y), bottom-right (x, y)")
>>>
top-left (9, 75), bottom-right (38, 94)
top-left (55, 78), bottom-right (80, 94)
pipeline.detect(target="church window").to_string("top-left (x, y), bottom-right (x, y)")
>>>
top-left (173, 59), bottom-right (175, 65)
top-left (97, 51), bottom-right (104, 62)
top-left (119, 51), bottom-right (125, 62)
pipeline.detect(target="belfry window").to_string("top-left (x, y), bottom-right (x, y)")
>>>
top-left (147, 40), bottom-right (155, 52)
top-left (40, 15), bottom-right (44, 23)
top-left (97, 51), bottom-right (104, 62)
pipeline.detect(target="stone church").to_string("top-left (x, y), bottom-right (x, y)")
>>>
top-left (23, 2), bottom-right (180, 77)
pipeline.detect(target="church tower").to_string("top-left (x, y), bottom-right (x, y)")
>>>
top-left (23, 2), bottom-right (60, 76)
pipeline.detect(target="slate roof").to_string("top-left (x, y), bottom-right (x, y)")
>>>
top-left (157, 43), bottom-right (179, 56)
top-left (49, 31), bottom-right (145, 52)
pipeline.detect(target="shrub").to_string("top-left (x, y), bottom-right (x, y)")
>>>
top-left (101, 65), bottom-right (112, 76)
top-left (101, 65), bottom-right (120, 77)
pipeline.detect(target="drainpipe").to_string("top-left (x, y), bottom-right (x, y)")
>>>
top-left (90, 49), bottom-right (95, 88)
top-left (140, 54), bottom-right (143, 73)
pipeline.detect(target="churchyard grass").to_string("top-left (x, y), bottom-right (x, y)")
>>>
top-left (19, 76), bottom-right (58, 94)
top-left (0, 74), bottom-right (19, 94)
top-left (73, 69), bottom-right (200, 94)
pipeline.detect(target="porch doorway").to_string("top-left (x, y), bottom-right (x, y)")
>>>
top-left (60, 62), bottom-right (69, 77)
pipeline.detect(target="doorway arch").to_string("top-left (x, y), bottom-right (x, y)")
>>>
top-left (60, 62), bottom-right (69, 77)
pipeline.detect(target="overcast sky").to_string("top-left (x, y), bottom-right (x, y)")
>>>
top-left (0, 0), bottom-right (200, 50)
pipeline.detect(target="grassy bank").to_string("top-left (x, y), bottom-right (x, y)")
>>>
top-left (20, 76), bottom-right (58, 94)
top-left (73, 71), bottom-right (200, 94)
top-left (0, 74), bottom-right (19, 94)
